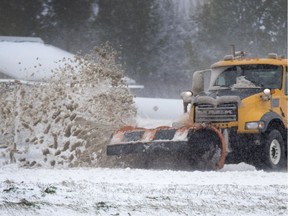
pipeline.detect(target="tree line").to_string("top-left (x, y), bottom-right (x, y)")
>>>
top-left (0, 0), bottom-right (287, 97)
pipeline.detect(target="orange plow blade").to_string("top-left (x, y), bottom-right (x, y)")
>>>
top-left (107, 124), bottom-right (226, 170)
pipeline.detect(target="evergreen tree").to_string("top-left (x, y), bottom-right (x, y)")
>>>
top-left (195, 0), bottom-right (287, 62)
top-left (0, 0), bottom-right (43, 36)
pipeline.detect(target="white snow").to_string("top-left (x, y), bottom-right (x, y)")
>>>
top-left (134, 97), bottom-right (183, 120)
top-left (0, 41), bottom-right (75, 81)
top-left (0, 42), bottom-right (137, 169)
top-left (0, 163), bottom-right (287, 216)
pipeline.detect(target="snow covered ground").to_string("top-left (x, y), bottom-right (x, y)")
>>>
top-left (0, 117), bottom-right (287, 216)
top-left (0, 163), bottom-right (287, 216)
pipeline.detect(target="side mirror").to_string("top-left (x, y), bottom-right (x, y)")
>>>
top-left (192, 71), bottom-right (204, 95)
top-left (192, 69), bottom-right (211, 95)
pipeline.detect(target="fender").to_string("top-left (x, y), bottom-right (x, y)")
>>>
top-left (260, 111), bottom-right (284, 133)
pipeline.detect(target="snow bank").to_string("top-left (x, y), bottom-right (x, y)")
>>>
top-left (0, 44), bottom-right (136, 168)
top-left (134, 97), bottom-right (183, 120)
top-left (0, 41), bottom-right (75, 81)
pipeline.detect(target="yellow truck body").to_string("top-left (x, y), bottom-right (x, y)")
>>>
top-left (188, 54), bottom-right (287, 169)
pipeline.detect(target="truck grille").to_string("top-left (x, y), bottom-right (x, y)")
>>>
top-left (195, 103), bottom-right (238, 122)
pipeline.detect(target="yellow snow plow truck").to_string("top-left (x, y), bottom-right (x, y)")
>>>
top-left (107, 51), bottom-right (287, 171)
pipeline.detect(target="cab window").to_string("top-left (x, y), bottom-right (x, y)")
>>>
top-left (213, 64), bottom-right (282, 89)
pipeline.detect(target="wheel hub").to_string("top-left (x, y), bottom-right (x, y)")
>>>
top-left (269, 139), bottom-right (281, 165)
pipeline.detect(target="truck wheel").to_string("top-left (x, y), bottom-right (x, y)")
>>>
top-left (261, 129), bottom-right (287, 170)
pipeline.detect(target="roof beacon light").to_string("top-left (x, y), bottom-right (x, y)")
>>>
top-left (234, 51), bottom-right (246, 58)
top-left (223, 51), bottom-right (246, 61)
top-left (268, 53), bottom-right (278, 59)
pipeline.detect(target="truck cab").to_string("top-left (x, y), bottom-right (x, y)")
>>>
top-left (184, 53), bottom-right (287, 170)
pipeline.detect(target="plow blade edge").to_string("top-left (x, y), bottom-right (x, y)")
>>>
top-left (107, 124), bottom-right (226, 169)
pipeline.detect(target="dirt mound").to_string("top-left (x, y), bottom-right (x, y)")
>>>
top-left (0, 44), bottom-right (136, 167)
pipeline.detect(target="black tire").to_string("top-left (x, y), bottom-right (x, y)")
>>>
top-left (257, 129), bottom-right (287, 171)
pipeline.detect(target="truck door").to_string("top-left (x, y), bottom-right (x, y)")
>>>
top-left (280, 66), bottom-right (288, 127)
top-left (284, 67), bottom-right (288, 126)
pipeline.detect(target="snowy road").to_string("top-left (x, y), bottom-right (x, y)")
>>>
top-left (0, 164), bottom-right (287, 216)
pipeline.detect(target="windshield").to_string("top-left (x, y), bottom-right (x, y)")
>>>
top-left (210, 64), bottom-right (283, 90)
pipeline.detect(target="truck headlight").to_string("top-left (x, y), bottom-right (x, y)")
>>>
top-left (245, 121), bottom-right (265, 130)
